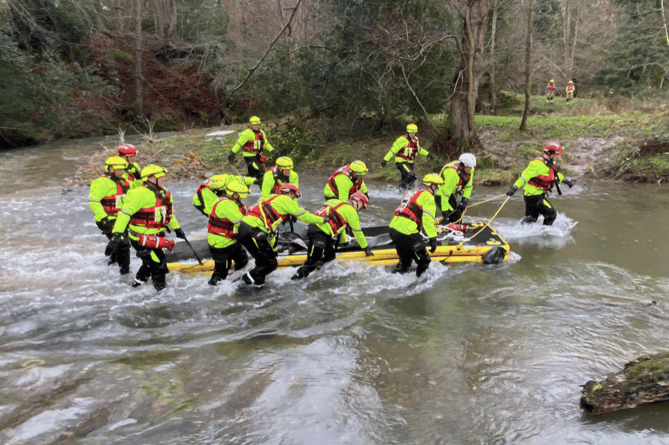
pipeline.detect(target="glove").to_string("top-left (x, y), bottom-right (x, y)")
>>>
top-left (97, 216), bottom-right (113, 233)
top-left (175, 228), bottom-right (186, 239)
top-left (227, 152), bottom-right (236, 162)
top-left (364, 247), bottom-right (374, 257)
top-left (506, 185), bottom-right (518, 197)
top-left (106, 233), bottom-right (122, 256)
top-left (562, 178), bottom-right (574, 188)
top-left (381, 160), bottom-right (387, 168)
top-left (429, 237), bottom-right (438, 253)
top-left (321, 214), bottom-right (330, 224)
top-left (457, 198), bottom-right (469, 211)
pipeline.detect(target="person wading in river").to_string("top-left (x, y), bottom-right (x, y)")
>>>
top-left (228, 116), bottom-right (275, 182)
top-left (436, 153), bottom-right (476, 223)
top-left (506, 141), bottom-right (574, 226)
top-left (117, 144), bottom-right (142, 182)
top-left (389, 173), bottom-right (443, 277)
top-left (261, 156), bottom-right (299, 199)
top-left (192, 173), bottom-right (255, 217)
top-left (108, 165), bottom-right (187, 291)
top-left (380, 124), bottom-right (433, 191)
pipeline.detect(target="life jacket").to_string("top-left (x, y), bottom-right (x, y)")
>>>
top-left (242, 130), bottom-right (265, 154)
top-left (129, 185), bottom-right (173, 229)
top-left (395, 189), bottom-right (428, 231)
top-left (245, 195), bottom-right (288, 231)
top-left (440, 161), bottom-right (470, 189)
top-left (315, 201), bottom-right (348, 235)
top-left (269, 167), bottom-right (290, 194)
top-left (194, 180), bottom-right (214, 214)
top-left (528, 157), bottom-right (559, 192)
top-left (327, 165), bottom-right (363, 198)
top-left (100, 177), bottom-right (130, 215)
top-left (546, 82), bottom-right (556, 91)
top-left (396, 135), bottom-right (420, 161)
top-left (208, 197), bottom-right (243, 239)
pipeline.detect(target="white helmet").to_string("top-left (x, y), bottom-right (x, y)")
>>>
top-left (459, 153), bottom-right (476, 168)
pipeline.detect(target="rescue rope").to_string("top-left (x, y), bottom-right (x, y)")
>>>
top-left (464, 196), bottom-right (510, 242)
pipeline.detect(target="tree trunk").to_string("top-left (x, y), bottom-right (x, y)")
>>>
top-left (152, 0), bottom-right (177, 40)
top-left (520, 0), bottom-right (533, 131)
top-left (134, 0), bottom-right (144, 115)
top-left (489, 0), bottom-right (499, 115)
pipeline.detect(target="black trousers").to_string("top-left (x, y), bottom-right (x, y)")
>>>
top-left (389, 228), bottom-right (431, 277)
top-left (238, 222), bottom-right (277, 285)
top-left (130, 239), bottom-right (168, 290)
top-left (98, 220), bottom-right (130, 274)
top-left (523, 194), bottom-right (557, 225)
top-left (244, 155), bottom-right (264, 181)
top-left (435, 195), bottom-right (463, 223)
top-left (209, 242), bottom-right (248, 283)
top-left (395, 162), bottom-right (416, 191)
top-left (294, 225), bottom-right (337, 279)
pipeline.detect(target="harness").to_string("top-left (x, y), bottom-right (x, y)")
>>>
top-left (440, 161), bottom-right (470, 190)
top-left (246, 195), bottom-right (288, 231)
top-left (327, 165), bottom-right (363, 198)
top-left (128, 184), bottom-right (173, 229)
top-left (396, 136), bottom-right (420, 161)
top-left (100, 177), bottom-right (130, 215)
top-left (528, 157), bottom-right (559, 193)
top-left (395, 190), bottom-right (426, 231)
top-left (208, 197), bottom-right (243, 239)
top-left (242, 130), bottom-right (265, 154)
top-left (315, 202), bottom-right (348, 235)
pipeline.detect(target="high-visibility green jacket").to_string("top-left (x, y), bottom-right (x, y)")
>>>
top-left (389, 189), bottom-right (438, 238)
top-left (513, 157), bottom-right (565, 197)
top-left (314, 199), bottom-right (368, 249)
top-left (112, 183), bottom-right (181, 239)
top-left (231, 128), bottom-right (274, 158)
top-left (208, 197), bottom-right (245, 249)
top-left (243, 195), bottom-right (322, 237)
top-left (126, 162), bottom-right (142, 183)
top-left (383, 135), bottom-right (429, 164)
top-left (436, 161), bottom-right (474, 213)
top-left (88, 175), bottom-right (134, 222)
top-left (261, 168), bottom-right (299, 198)
top-left (192, 174), bottom-right (254, 216)
top-left (323, 173), bottom-right (368, 201)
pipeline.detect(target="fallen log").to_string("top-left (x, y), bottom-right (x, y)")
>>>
top-left (580, 351), bottom-right (669, 414)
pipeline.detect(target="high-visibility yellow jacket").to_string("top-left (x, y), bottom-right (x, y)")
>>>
top-left (88, 175), bottom-right (135, 222)
top-left (513, 157), bottom-right (565, 197)
top-left (112, 183), bottom-right (181, 239)
top-left (313, 199), bottom-right (368, 249)
top-left (243, 195), bottom-right (322, 239)
top-left (389, 189), bottom-right (438, 238)
top-left (231, 129), bottom-right (274, 158)
top-left (436, 161), bottom-right (474, 213)
top-left (261, 168), bottom-right (299, 198)
top-left (208, 197), bottom-right (246, 249)
top-left (383, 135), bottom-right (429, 164)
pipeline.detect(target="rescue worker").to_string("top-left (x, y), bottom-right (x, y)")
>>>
top-left (292, 192), bottom-right (373, 280)
top-left (388, 174), bottom-right (444, 277)
top-left (117, 144), bottom-right (142, 181)
top-left (324, 160), bottom-right (369, 201)
top-left (207, 181), bottom-right (250, 286)
top-left (261, 156), bottom-right (299, 198)
top-left (88, 156), bottom-right (134, 275)
top-left (193, 173), bottom-right (256, 217)
top-left (566, 80), bottom-right (575, 103)
top-left (381, 123), bottom-right (432, 191)
top-left (238, 184), bottom-right (326, 286)
top-left (108, 165), bottom-right (186, 291)
top-left (436, 153), bottom-right (476, 223)
top-left (228, 116), bottom-right (275, 181)
top-left (546, 79), bottom-right (557, 103)
top-left (506, 141), bottom-right (574, 226)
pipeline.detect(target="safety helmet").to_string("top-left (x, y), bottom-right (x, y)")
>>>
top-left (349, 160), bottom-right (368, 175)
top-left (569, 80), bottom-right (574, 84)
top-left (105, 156), bottom-right (129, 172)
top-left (550, 79), bottom-right (554, 83)
top-left (544, 141), bottom-right (563, 155)
top-left (140, 165), bottom-right (167, 179)
top-left (459, 153), bottom-right (477, 168)
top-left (422, 173), bottom-right (445, 187)
top-left (117, 144), bottom-right (138, 155)
top-left (349, 192), bottom-right (369, 210)
top-left (278, 183), bottom-right (301, 198)
top-left (275, 156), bottom-right (294, 169)
top-left (407, 123), bottom-right (418, 133)
top-left (208, 175), bottom-right (227, 191)
top-left (249, 116), bottom-right (261, 125)
top-left (226, 180), bottom-right (249, 199)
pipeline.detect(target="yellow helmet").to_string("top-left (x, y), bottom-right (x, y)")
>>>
top-left (208, 175), bottom-right (227, 191)
top-left (422, 173), bottom-right (444, 187)
top-left (349, 160), bottom-right (368, 175)
top-left (569, 80), bottom-right (574, 84)
top-left (226, 180), bottom-right (249, 198)
top-left (407, 123), bottom-right (418, 133)
top-left (249, 116), bottom-right (261, 125)
top-left (276, 156), bottom-right (293, 169)
top-left (550, 79), bottom-right (554, 83)
top-left (140, 165), bottom-right (167, 179)
top-left (105, 156), bottom-right (128, 172)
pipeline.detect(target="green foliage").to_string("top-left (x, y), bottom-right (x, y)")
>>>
top-left (270, 120), bottom-right (324, 164)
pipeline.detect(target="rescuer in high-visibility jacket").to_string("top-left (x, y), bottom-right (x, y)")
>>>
top-left (381, 124), bottom-right (432, 191)
top-left (207, 180), bottom-right (251, 286)
top-left (291, 192), bottom-right (373, 280)
top-left (228, 116), bottom-right (275, 181)
top-left (546, 79), bottom-right (557, 103)
top-left (109, 165), bottom-right (186, 291)
top-left (117, 143), bottom-right (142, 183)
top-left (261, 156), bottom-right (299, 198)
top-left (388, 173), bottom-right (444, 277)
top-left (436, 153), bottom-right (476, 223)
top-left (566, 80), bottom-right (575, 103)
top-left (506, 141), bottom-right (574, 226)
top-left (323, 160), bottom-right (369, 201)
top-left (238, 184), bottom-right (326, 286)
top-left (88, 156), bottom-right (136, 275)
top-left (192, 173), bottom-right (255, 217)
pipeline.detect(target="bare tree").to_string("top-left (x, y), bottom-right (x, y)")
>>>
top-left (520, 0), bottom-right (534, 131)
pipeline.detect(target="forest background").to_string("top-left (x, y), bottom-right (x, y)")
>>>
top-left (3, 0), bottom-right (669, 183)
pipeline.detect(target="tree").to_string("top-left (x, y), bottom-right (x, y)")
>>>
top-left (520, 0), bottom-right (534, 131)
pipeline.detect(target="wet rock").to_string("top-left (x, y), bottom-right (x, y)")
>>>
top-left (580, 351), bottom-right (669, 414)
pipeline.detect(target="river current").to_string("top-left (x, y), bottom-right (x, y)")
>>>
top-left (2, 136), bottom-right (669, 444)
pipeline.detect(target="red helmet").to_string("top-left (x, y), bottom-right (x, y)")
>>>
top-left (544, 141), bottom-right (562, 155)
top-left (349, 192), bottom-right (368, 209)
top-left (118, 144), bottom-right (138, 155)
top-left (278, 183), bottom-right (300, 197)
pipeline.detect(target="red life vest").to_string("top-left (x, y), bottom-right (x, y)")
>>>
top-left (242, 130), bottom-right (265, 154)
top-left (269, 167), bottom-right (290, 194)
top-left (129, 185), bottom-right (173, 229)
top-left (100, 178), bottom-right (130, 215)
top-left (208, 197), bottom-right (244, 239)
top-left (246, 195), bottom-right (288, 230)
top-left (528, 157), bottom-right (559, 192)
top-left (440, 161), bottom-right (470, 188)
top-left (395, 189), bottom-right (428, 231)
top-left (547, 82), bottom-right (557, 91)
top-left (396, 136), bottom-right (420, 161)
top-left (315, 201), bottom-right (348, 235)
top-left (327, 165), bottom-right (363, 198)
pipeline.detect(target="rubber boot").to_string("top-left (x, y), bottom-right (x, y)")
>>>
top-left (152, 274), bottom-right (167, 291)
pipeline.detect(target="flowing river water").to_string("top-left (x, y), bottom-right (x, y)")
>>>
top-left (2, 136), bottom-right (669, 445)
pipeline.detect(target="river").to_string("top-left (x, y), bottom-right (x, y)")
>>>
top-left (2, 136), bottom-right (669, 445)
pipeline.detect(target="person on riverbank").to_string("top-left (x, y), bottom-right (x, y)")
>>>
top-left (117, 144), bottom-right (142, 182)
top-left (192, 173), bottom-right (255, 217)
top-left (505, 141), bottom-right (574, 226)
top-left (88, 156), bottom-right (135, 275)
top-left (207, 181), bottom-right (250, 286)
top-left (261, 156), bottom-right (299, 198)
top-left (389, 174), bottom-right (443, 277)
top-left (566, 80), bottom-right (575, 103)
top-left (228, 116), bottom-right (275, 181)
top-left (324, 161), bottom-right (369, 201)
top-left (109, 165), bottom-right (187, 291)
top-left (546, 79), bottom-right (557, 103)
top-left (381, 124), bottom-right (432, 191)
top-left (436, 153), bottom-right (476, 223)
top-left (238, 184), bottom-right (326, 286)
top-left (291, 192), bottom-right (372, 280)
